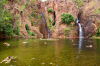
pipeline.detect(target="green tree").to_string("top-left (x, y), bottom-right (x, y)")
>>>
top-left (47, 8), bottom-right (53, 13)
top-left (61, 13), bottom-right (74, 25)
top-left (0, 8), bottom-right (13, 37)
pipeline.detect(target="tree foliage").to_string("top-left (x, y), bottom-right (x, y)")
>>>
top-left (47, 8), bottom-right (53, 13)
top-left (61, 13), bottom-right (74, 25)
top-left (0, 6), bottom-right (13, 37)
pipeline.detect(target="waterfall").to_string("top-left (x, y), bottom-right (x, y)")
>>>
top-left (76, 17), bottom-right (84, 38)
top-left (42, 12), bottom-right (50, 38)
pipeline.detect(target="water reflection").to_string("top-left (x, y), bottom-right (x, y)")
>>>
top-left (76, 38), bottom-right (84, 60)
top-left (78, 38), bottom-right (84, 53)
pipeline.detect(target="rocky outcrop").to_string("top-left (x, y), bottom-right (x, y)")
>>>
top-left (79, 0), bottom-right (100, 37)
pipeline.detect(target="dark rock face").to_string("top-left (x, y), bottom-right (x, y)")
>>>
top-left (80, 15), bottom-right (97, 37)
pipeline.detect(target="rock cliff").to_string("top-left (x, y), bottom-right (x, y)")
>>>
top-left (41, 0), bottom-right (100, 38)
top-left (41, 0), bottom-right (79, 38)
top-left (0, 0), bottom-right (100, 38)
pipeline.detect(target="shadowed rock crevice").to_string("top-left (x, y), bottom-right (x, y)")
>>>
top-left (52, 11), bottom-right (56, 26)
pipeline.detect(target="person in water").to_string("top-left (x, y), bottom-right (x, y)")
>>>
top-left (3, 42), bottom-right (10, 46)
top-left (0, 56), bottom-right (11, 64)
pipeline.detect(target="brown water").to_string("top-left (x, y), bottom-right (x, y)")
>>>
top-left (0, 38), bottom-right (100, 66)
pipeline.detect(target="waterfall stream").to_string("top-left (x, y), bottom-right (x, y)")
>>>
top-left (76, 17), bottom-right (84, 38)
top-left (42, 12), bottom-right (50, 38)
top-left (76, 18), bottom-right (84, 54)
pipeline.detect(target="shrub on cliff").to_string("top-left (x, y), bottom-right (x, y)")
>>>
top-left (61, 13), bottom-right (74, 25)
top-left (25, 24), bottom-right (30, 31)
top-left (47, 8), bottom-right (53, 13)
top-left (25, 24), bottom-right (35, 36)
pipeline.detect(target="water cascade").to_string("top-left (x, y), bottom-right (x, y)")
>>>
top-left (76, 17), bottom-right (84, 38)
top-left (42, 12), bottom-right (50, 38)
top-left (76, 17), bottom-right (84, 54)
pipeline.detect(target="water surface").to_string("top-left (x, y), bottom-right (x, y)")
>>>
top-left (0, 38), bottom-right (100, 66)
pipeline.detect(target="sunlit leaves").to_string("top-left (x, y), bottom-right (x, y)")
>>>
top-left (61, 13), bottom-right (74, 25)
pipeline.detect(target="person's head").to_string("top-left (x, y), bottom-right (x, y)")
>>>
top-left (7, 56), bottom-right (10, 60)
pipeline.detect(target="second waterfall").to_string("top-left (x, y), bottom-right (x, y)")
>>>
top-left (76, 17), bottom-right (84, 38)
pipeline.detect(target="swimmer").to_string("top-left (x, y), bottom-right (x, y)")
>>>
top-left (86, 45), bottom-right (93, 48)
top-left (44, 42), bottom-right (47, 44)
top-left (3, 42), bottom-right (10, 46)
top-left (0, 56), bottom-right (11, 64)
